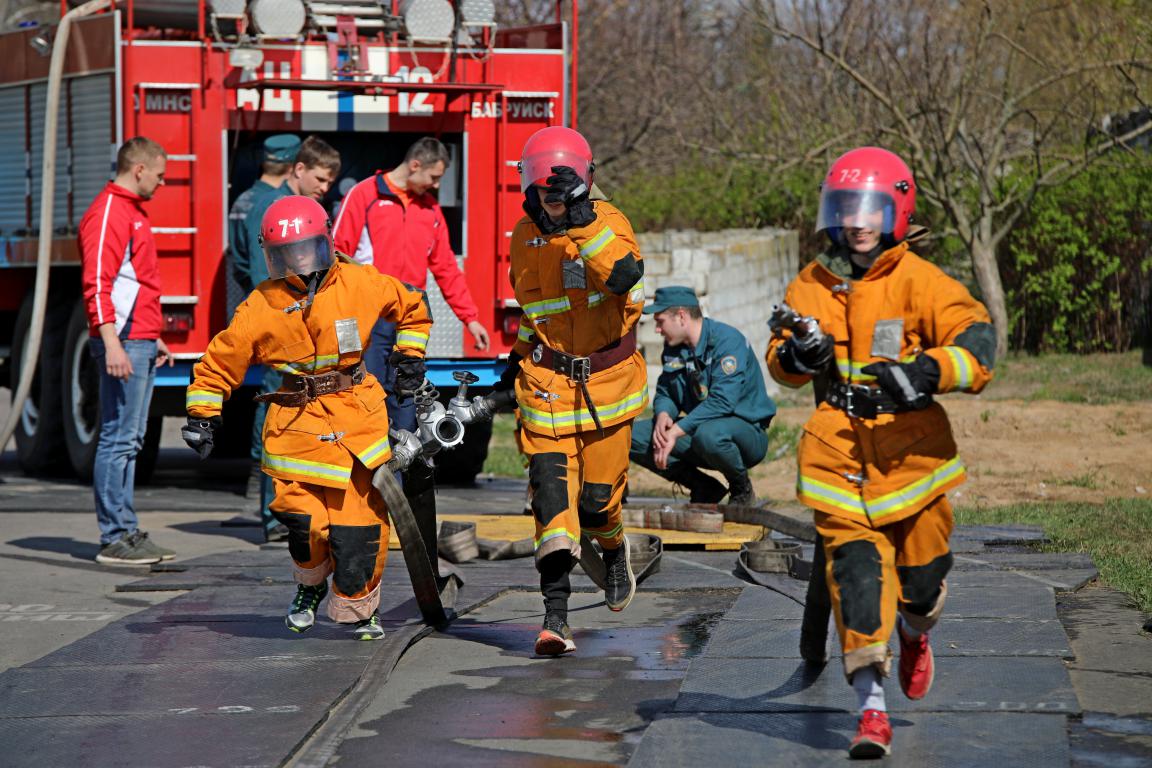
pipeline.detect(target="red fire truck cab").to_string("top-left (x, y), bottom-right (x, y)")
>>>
top-left (0, 1), bottom-right (576, 482)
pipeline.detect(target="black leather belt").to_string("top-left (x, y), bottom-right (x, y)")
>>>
top-left (531, 330), bottom-right (637, 433)
top-left (531, 329), bottom-right (637, 383)
top-left (825, 381), bottom-right (920, 419)
top-left (256, 362), bottom-right (365, 407)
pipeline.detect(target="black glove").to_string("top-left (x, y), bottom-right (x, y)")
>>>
top-left (522, 186), bottom-right (565, 235)
top-left (543, 165), bottom-right (595, 228)
top-left (861, 355), bottom-right (940, 410)
top-left (181, 416), bottom-right (221, 460)
top-left (778, 333), bottom-right (835, 375)
top-left (494, 350), bottom-right (524, 392)
top-left (389, 351), bottom-right (426, 397)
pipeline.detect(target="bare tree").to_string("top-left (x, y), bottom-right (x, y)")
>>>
top-left (759, 0), bottom-right (1152, 356)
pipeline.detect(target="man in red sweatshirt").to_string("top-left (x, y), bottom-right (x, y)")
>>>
top-left (79, 136), bottom-right (175, 565)
top-left (332, 137), bottom-right (490, 522)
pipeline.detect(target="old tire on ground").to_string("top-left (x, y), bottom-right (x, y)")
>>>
top-left (62, 300), bottom-right (99, 481)
top-left (11, 290), bottom-right (70, 474)
top-left (434, 416), bottom-right (492, 486)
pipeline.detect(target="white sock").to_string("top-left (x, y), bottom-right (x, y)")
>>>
top-left (852, 666), bottom-right (886, 713)
top-left (899, 614), bottom-right (924, 640)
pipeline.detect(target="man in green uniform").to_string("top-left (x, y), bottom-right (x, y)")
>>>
top-left (630, 286), bottom-right (776, 505)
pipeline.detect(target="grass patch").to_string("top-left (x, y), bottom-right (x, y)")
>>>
top-left (955, 498), bottom-right (1152, 611)
top-left (482, 414), bottom-right (525, 479)
top-left (984, 350), bottom-right (1152, 403)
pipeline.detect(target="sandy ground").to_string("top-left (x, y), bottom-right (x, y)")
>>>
top-left (633, 395), bottom-right (1152, 509)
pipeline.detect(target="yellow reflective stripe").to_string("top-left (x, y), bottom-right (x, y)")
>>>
top-left (797, 474), bottom-right (868, 515)
top-left (535, 526), bottom-right (579, 549)
top-left (864, 457), bottom-right (965, 517)
top-left (628, 279), bottom-right (645, 303)
top-left (263, 453), bottom-right (352, 483)
top-left (523, 295), bottom-right (572, 320)
top-left (519, 388), bottom-right (648, 430)
top-left (577, 226), bottom-right (616, 260)
top-left (584, 522), bottom-right (624, 540)
top-left (397, 330), bottom-right (429, 350)
top-left (846, 355), bottom-right (918, 383)
top-left (943, 346), bottom-right (974, 390)
top-left (587, 290), bottom-right (606, 307)
top-left (272, 354), bottom-right (342, 374)
top-left (517, 322), bottom-right (535, 344)
top-left (186, 389), bottom-right (223, 409)
top-left (357, 434), bottom-right (391, 466)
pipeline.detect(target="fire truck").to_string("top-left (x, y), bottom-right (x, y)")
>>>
top-left (0, 0), bottom-right (577, 483)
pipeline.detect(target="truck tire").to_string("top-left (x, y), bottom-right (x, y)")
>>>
top-left (10, 291), bottom-right (70, 475)
top-left (62, 301), bottom-right (100, 481)
top-left (434, 416), bottom-right (492, 486)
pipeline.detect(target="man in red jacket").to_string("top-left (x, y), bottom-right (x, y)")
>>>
top-left (79, 137), bottom-right (175, 565)
top-left (332, 137), bottom-right (490, 524)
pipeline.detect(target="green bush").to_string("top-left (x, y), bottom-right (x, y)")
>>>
top-left (1003, 159), bottom-right (1152, 353)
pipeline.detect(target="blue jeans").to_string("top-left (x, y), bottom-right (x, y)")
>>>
top-left (252, 367), bottom-right (283, 537)
top-left (363, 318), bottom-right (416, 432)
top-left (89, 338), bottom-right (157, 546)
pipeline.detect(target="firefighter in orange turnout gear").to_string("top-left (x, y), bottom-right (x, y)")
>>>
top-left (496, 126), bottom-right (647, 656)
top-left (182, 196), bottom-right (432, 641)
top-left (766, 147), bottom-right (995, 759)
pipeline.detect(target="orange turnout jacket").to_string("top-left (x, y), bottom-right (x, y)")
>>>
top-left (767, 242), bottom-right (994, 526)
top-left (509, 201), bottom-right (648, 436)
top-left (186, 260), bottom-right (431, 488)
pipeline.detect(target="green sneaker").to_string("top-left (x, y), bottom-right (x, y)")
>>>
top-left (286, 582), bottom-right (328, 633)
top-left (131, 530), bottom-right (176, 561)
top-left (95, 533), bottom-right (161, 566)
top-left (351, 615), bottom-right (385, 641)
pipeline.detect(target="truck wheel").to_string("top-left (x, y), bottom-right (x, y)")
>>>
top-left (61, 301), bottom-right (100, 481)
top-left (10, 291), bottom-right (69, 474)
top-left (434, 417), bottom-right (492, 486)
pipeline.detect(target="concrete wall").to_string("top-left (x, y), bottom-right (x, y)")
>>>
top-left (636, 227), bottom-right (800, 394)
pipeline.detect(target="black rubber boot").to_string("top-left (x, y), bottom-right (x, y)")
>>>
top-left (664, 464), bottom-right (727, 503)
top-left (537, 552), bottom-right (576, 655)
top-left (725, 471), bottom-right (757, 506)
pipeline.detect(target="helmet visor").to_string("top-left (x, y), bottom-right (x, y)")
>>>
top-left (519, 153), bottom-right (591, 193)
top-left (264, 234), bottom-right (334, 280)
top-left (816, 189), bottom-right (896, 234)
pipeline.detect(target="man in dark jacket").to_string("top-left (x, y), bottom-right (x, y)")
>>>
top-left (630, 286), bottom-right (776, 505)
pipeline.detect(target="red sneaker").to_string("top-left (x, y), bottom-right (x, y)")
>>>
top-left (898, 626), bottom-right (935, 700)
top-left (849, 709), bottom-right (892, 759)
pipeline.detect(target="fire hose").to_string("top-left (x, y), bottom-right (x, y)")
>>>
top-left (370, 373), bottom-right (514, 626)
top-left (0, 0), bottom-right (112, 457)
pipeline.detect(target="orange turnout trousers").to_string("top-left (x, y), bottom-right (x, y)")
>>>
top-left (521, 422), bottom-right (631, 562)
top-left (816, 494), bottom-right (954, 676)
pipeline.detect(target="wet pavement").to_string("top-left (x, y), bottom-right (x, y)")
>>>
top-left (1, 446), bottom-right (1151, 766)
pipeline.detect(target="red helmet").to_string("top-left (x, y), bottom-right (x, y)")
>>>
top-left (817, 147), bottom-right (916, 243)
top-left (260, 195), bottom-right (334, 280)
top-left (518, 126), bottom-right (594, 192)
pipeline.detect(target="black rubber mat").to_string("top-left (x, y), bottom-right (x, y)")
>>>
top-left (725, 585), bottom-right (807, 620)
top-left (674, 656), bottom-right (1080, 714)
top-left (951, 552), bottom-right (1096, 571)
top-left (946, 584), bottom-right (1057, 619)
top-left (700, 617), bottom-right (1071, 659)
top-left (629, 711), bottom-right (1069, 767)
top-left (23, 617), bottom-right (386, 667)
top-left (0, 657), bottom-right (369, 717)
top-left (0, 712), bottom-right (300, 768)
